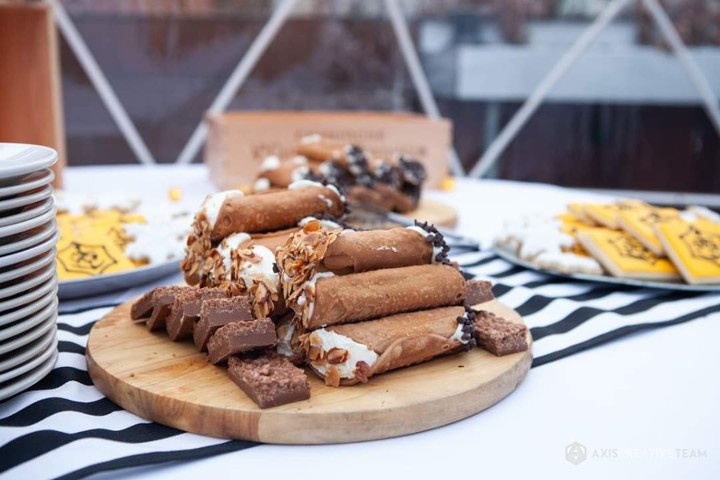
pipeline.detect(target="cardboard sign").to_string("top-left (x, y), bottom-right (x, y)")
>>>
top-left (205, 111), bottom-right (452, 189)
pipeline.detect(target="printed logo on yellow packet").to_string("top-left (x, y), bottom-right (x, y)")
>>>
top-left (656, 220), bottom-right (720, 284)
top-left (56, 209), bottom-right (145, 280)
top-left (576, 228), bottom-right (680, 280)
top-left (617, 207), bottom-right (682, 256)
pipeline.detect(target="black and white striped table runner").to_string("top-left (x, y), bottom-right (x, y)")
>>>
top-left (2, 250), bottom-right (719, 479)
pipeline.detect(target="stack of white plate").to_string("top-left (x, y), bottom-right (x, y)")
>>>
top-left (0, 143), bottom-right (59, 401)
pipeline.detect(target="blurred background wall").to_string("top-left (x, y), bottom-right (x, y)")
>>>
top-left (58, 0), bottom-right (720, 194)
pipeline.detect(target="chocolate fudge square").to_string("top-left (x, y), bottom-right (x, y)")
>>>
top-left (228, 353), bottom-right (310, 409)
top-left (194, 296), bottom-right (253, 351)
top-left (473, 310), bottom-right (528, 356)
top-left (166, 287), bottom-right (227, 341)
top-left (206, 318), bottom-right (277, 364)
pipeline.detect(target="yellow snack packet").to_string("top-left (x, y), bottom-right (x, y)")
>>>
top-left (576, 228), bottom-right (680, 280)
top-left (656, 220), bottom-right (720, 285)
top-left (617, 207), bottom-right (683, 256)
top-left (583, 200), bottom-right (649, 229)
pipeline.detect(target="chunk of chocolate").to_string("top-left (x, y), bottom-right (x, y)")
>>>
top-left (473, 310), bottom-right (528, 356)
top-left (145, 286), bottom-right (190, 331)
top-left (166, 287), bottom-right (227, 341)
top-left (194, 296), bottom-right (253, 351)
top-left (130, 289), bottom-right (155, 321)
top-left (464, 280), bottom-right (495, 307)
top-left (206, 318), bottom-right (277, 364)
top-left (227, 353), bottom-right (310, 409)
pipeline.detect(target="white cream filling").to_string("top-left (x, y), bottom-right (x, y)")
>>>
top-left (276, 321), bottom-right (296, 357)
top-left (291, 155), bottom-right (308, 165)
top-left (217, 232), bottom-right (252, 279)
top-left (300, 134), bottom-right (321, 144)
top-left (289, 180), bottom-right (344, 206)
top-left (309, 329), bottom-right (378, 379)
top-left (298, 216), bottom-right (342, 230)
top-left (288, 179), bottom-right (325, 191)
top-left (291, 166), bottom-right (310, 182)
top-left (406, 225), bottom-right (442, 264)
top-left (449, 322), bottom-right (470, 344)
top-left (200, 190), bottom-right (244, 228)
top-left (259, 155), bottom-right (281, 172)
top-left (300, 271), bottom-right (335, 321)
top-left (239, 245), bottom-right (279, 289)
top-left (254, 178), bottom-right (270, 192)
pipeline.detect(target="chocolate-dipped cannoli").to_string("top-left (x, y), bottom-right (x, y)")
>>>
top-left (305, 306), bottom-right (476, 386)
top-left (297, 264), bottom-right (466, 330)
top-left (254, 155), bottom-right (313, 192)
top-left (297, 135), bottom-right (371, 179)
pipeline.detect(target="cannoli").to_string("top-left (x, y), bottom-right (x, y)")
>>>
top-left (198, 232), bottom-right (283, 318)
top-left (297, 135), bottom-right (370, 178)
top-left (298, 264), bottom-right (467, 330)
top-left (305, 306), bottom-right (476, 386)
top-left (254, 155), bottom-right (313, 191)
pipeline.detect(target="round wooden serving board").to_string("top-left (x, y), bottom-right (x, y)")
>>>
top-left (86, 299), bottom-right (531, 444)
top-left (402, 198), bottom-right (457, 228)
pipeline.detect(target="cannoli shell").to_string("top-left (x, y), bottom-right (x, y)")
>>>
top-left (314, 306), bottom-right (466, 385)
top-left (347, 185), bottom-right (416, 213)
top-left (250, 228), bottom-right (297, 253)
top-left (323, 228), bottom-right (433, 274)
top-left (296, 141), bottom-right (342, 163)
top-left (308, 264), bottom-right (465, 329)
top-left (211, 187), bottom-right (344, 240)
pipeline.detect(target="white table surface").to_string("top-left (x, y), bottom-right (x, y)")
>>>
top-left (63, 165), bottom-right (720, 480)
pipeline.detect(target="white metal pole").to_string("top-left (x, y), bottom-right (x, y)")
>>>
top-left (51, 0), bottom-right (156, 165)
top-left (384, 0), bottom-right (465, 176)
top-left (642, 0), bottom-right (720, 136)
top-left (469, 0), bottom-right (632, 178)
top-left (175, 0), bottom-right (298, 165)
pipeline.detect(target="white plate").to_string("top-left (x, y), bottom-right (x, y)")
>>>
top-left (0, 169), bottom-right (54, 198)
top-left (494, 246), bottom-right (720, 292)
top-left (0, 347), bottom-right (57, 401)
top-left (0, 197), bottom-right (54, 228)
top-left (0, 312), bottom-right (56, 356)
top-left (0, 293), bottom-right (57, 333)
top-left (0, 265), bottom-right (57, 301)
top-left (0, 143), bottom-right (57, 179)
top-left (0, 334), bottom-right (56, 384)
top-left (0, 184), bottom-right (53, 213)
top-left (0, 328), bottom-right (55, 373)
top-left (0, 206), bottom-right (56, 239)
top-left (0, 271), bottom-right (56, 308)
top-left (0, 229), bottom-right (58, 268)
top-left (0, 248), bottom-right (55, 284)
top-left (58, 259), bottom-right (180, 300)
top-left (0, 220), bottom-right (56, 257)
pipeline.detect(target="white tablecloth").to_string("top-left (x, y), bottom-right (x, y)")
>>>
top-left (6, 165), bottom-right (720, 479)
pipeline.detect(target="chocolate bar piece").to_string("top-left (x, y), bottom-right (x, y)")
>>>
top-left (473, 311), bottom-right (528, 356)
top-left (130, 289), bottom-right (155, 321)
top-left (227, 353), bottom-right (310, 409)
top-left (206, 318), bottom-right (277, 364)
top-left (145, 286), bottom-right (189, 331)
top-left (166, 287), bottom-right (227, 341)
top-left (194, 296), bottom-right (253, 351)
top-left (464, 280), bottom-right (495, 307)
